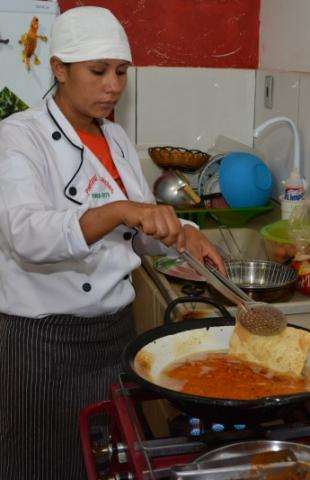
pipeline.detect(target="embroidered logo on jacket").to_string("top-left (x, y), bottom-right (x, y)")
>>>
top-left (86, 174), bottom-right (114, 200)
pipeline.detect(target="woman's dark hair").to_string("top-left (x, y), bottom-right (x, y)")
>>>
top-left (42, 79), bottom-right (57, 99)
top-left (42, 62), bottom-right (72, 99)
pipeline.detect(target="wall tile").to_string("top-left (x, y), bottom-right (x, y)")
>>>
top-left (117, 67), bottom-right (309, 195)
top-left (297, 73), bottom-right (310, 184)
top-left (136, 68), bottom-right (255, 150)
top-left (254, 70), bottom-right (300, 197)
top-left (135, 145), bottom-right (163, 191)
top-left (260, 0), bottom-right (310, 72)
top-left (114, 67), bottom-right (162, 187)
top-left (114, 66), bottom-right (136, 144)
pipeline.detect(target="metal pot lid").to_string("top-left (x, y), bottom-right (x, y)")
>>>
top-left (194, 440), bottom-right (310, 465)
top-left (170, 441), bottom-right (310, 480)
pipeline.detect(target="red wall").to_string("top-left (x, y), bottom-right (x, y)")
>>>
top-left (59, 0), bottom-right (260, 68)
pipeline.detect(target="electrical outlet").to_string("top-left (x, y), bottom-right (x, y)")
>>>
top-left (264, 75), bottom-right (274, 109)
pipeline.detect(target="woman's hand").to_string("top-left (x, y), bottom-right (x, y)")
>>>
top-left (181, 224), bottom-right (226, 275)
top-left (120, 201), bottom-right (186, 249)
top-left (121, 203), bottom-right (225, 273)
top-left (81, 201), bottom-right (225, 274)
top-left (80, 200), bottom-right (185, 247)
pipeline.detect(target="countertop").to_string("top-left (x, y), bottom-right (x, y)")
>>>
top-left (141, 205), bottom-right (310, 330)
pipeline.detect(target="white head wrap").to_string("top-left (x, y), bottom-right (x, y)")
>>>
top-left (50, 6), bottom-right (132, 63)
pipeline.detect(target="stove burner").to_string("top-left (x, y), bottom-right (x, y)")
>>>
top-left (80, 377), bottom-right (310, 480)
top-left (169, 414), bottom-right (248, 438)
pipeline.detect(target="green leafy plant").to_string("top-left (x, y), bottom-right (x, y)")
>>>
top-left (0, 87), bottom-right (28, 120)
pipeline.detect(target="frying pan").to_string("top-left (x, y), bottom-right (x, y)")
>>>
top-left (123, 297), bottom-right (310, 424)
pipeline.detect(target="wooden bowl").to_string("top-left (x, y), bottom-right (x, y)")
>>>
top-left (148, 146), bottom-right (210, 172)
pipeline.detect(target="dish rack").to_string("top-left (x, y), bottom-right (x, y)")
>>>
top-left (176, 202), bottom-right (274, 228)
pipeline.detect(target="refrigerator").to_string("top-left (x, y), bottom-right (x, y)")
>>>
top-left (0, 0), bottom-right (59, 120)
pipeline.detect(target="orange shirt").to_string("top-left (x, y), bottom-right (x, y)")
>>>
top-left (77, 129), bottom-right (127, 195)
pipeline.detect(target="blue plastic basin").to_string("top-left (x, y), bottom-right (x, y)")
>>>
top-left (219, 152), bottom-right (273, 208)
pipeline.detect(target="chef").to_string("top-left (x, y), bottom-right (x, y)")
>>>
top-left (0, 6), bottom-right (224, 479)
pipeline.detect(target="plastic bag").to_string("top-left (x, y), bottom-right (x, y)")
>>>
top-left (289, 198), bottom-right (310, 295)
top-left (288, 198), bottom-right (310, 249)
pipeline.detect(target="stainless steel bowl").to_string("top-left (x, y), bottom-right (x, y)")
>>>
top-left (225, 260), bottom-right (297, 302)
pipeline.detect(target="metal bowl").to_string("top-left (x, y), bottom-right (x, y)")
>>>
top-left (225, 260), bottom-right (297, 302)
top-left (153, 171), bottom-right (197, 207)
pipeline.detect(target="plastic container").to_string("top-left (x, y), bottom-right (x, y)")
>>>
top-left (260, 220), bottom-right (297, 264)
top-left (219, 152), bottom-right (273, 208)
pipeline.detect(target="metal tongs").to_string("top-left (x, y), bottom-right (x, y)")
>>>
top-left (180, 249), bottom-right (287, 336)
top-left (134, 224), bottom-right (286, 335)
top-left (181, 249), bottom-right (251, 305)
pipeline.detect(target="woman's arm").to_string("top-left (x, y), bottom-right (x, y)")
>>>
top-left (80, 200), bottom-right (226, 274)
top-left (79, 200), bottom-right (186, 250)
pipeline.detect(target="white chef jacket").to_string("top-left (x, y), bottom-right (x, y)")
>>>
top-left (0, 98), bottom-right (189, 318)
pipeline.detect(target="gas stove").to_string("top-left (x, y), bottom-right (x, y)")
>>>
top-left (79, 374), bottom-right (310, 480)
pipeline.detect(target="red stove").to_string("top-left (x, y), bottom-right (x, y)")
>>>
top-left (80, 375), bottom-right (310, 480)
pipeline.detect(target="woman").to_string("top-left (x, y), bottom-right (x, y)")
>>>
top-left (0, 6), bottom-right (224, 479)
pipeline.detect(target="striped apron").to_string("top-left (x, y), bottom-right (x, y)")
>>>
top-left (0, 305), bottom-right (135, 480)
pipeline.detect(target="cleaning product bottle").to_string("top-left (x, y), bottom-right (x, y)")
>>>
top-left (284, 168), bottom-right (305, 201)
top-left (281, 168), bottom-right (305, 220)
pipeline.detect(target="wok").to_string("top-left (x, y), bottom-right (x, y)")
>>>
top-left (123, 297), bottom-right (310, 424)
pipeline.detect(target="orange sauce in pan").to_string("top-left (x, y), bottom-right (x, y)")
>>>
top-left (159, 353), bottom-right (309, 400)
top-left (251, 452), bottom-right (309, 480)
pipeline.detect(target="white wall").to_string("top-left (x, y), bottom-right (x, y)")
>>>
top-left (260, 0), bottom-right (310, 72)
top-left (115, 67), bottom-right (255, 188)
top-left (254, 71), bottom-right (299, 198)
top-left (135, 68), bottom-right (255, 150)
top-left (254, 71), bottom-right (310, 195)
top-left (257, 1), bottom-right (310, 196)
